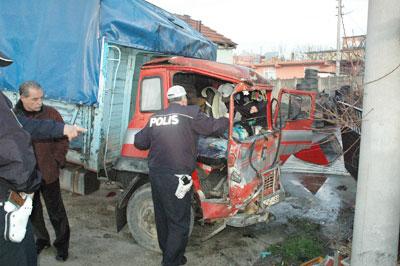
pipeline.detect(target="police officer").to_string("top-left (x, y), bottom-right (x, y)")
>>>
top-left (0, 51), bottom-right (85, 266)
top-left (134, 85), bottom-right (229, 266)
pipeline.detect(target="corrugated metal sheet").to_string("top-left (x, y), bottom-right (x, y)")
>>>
top-left (101, 44), bottom-right (158, 166)
top-left (282, 155), bottom-right (349, 175)
top-left (282, 129), bottom-right (349, 175)
top-left (102, 45), bottom-right (134, 164)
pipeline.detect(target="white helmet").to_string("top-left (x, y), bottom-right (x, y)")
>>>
top-left (167, 85), bottom-right (187, 99)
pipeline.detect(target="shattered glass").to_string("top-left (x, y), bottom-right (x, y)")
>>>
top-left (197, 136), bottom-right (228, 164)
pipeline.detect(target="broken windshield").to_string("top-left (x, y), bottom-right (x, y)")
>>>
top-left (230, 89), bottom-right (269, 141)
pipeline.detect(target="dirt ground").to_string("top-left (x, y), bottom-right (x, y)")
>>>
top-left (38, 172), bottom-right (356, 266)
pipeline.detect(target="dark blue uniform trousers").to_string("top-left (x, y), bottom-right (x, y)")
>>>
top-left (0, 205), bottom-right (37, 266)
top-left (149, 169), bottom-right (192, 266)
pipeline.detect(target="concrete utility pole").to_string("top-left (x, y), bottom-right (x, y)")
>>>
top-left (335, 0), bottom-right (342, 76)
top-left (351, 0), bottom-right (400, 265)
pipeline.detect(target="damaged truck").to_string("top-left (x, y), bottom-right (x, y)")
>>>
top-left (113, 56), bottom-right (317, 251)
top-left (0, 0), bottom-right (322, 252)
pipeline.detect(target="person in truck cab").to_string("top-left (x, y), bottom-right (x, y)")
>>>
top-left (218, 83), bottom-right (267, 136)
top-left (134, 85), bottom-right (229, 266)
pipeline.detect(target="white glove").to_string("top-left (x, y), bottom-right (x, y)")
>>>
top-left (175, 175), bottom-right (193, 199)
top-left (4, 195), bottom-right (33, 243)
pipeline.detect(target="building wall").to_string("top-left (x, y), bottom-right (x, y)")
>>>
top-left (254, 63), bottom-right (336, 79)
top-left (233, 54), bottom-right (265, 65)
top-left (217, 48), bottom-right (234, 64)
top-left (261, 66), bottom-right (276, 79)
top-left (270, 75), bottom-right (363, 94)
top-left (276, 64), bottom-right (336, 79)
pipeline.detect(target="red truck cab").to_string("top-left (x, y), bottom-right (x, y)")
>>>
top-left (114, 56), bottom-right (316, 251)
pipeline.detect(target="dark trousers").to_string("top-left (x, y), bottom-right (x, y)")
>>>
top-left (149, 169), bottom-right (192, 266)
top-left (0, 204), bottom-right (37, 266)
top-left (30, 180), bottom-right (70, 253)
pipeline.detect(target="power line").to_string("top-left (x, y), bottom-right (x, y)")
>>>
top-left (364, 62), bottom-right (400, 85)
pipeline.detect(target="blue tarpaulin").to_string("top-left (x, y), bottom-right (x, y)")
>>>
top-left (0, 0), bottom-right (216, 105)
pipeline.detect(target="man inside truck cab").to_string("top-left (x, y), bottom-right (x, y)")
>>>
top-left (134, 85), bottom-right (229, 266)
top-left (217, 83), bottom-right (267, 136)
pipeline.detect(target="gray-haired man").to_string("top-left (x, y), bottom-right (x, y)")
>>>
top-left (0, 51), bottom-right (84, 266)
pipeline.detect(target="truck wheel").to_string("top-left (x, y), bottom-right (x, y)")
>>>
top-left (126, 183), bottom-right (194, 252)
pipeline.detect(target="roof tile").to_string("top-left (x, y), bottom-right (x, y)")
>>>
top-left (176, 14), bottom-right (237, 48)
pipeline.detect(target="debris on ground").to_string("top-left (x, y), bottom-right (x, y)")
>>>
top-left (38, 171), bottom-right (356, 266)
top-left (253, 216), bottom-right (354, 266)
top-left (300, 254), bottom-right (350, 266)
top-left (105, 191), bottom-right (117, 198)
top-left (300, 256), bottom-right (323, 266)
top-left (269, 221), bottom-right (325, 264)
top-left (260, 251), bottom-right (272, 259)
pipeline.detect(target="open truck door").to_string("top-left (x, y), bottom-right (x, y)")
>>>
top-left (274, 88), bottom-right (317, 163)
top-left (220, 83), bottom-right (283, 227)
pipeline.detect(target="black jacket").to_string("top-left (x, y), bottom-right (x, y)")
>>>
top-left (134, 103), bottom-right (228, 173)
top-left (0, 92), bottom-right (64, 193)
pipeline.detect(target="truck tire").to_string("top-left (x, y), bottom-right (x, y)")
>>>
top-left (126, 183), bottom-right (194, 252)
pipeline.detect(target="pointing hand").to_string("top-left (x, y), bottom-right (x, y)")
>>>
top-left (63, 124), bottom-right (87, 141)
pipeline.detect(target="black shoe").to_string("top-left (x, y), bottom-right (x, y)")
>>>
top-left (179, 256), bottom-right (187, 265)
top-left (55, 251), bottom-right (68, 262)
top-left (36, 241), bottom-right (50, 254)
top-left (161, 256), bottom-right (187, 266)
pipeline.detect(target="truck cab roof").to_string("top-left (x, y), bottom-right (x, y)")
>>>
top-left (142, 56), bottom-right (272, 90)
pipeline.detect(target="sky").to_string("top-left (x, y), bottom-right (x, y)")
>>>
top-left (146, 0), bottom-right (369, 54)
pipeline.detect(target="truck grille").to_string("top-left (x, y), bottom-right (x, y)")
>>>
top-left (262, 166), bottom-right (279, 195)
top-left (264, 173), bottom-right (274, 191)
